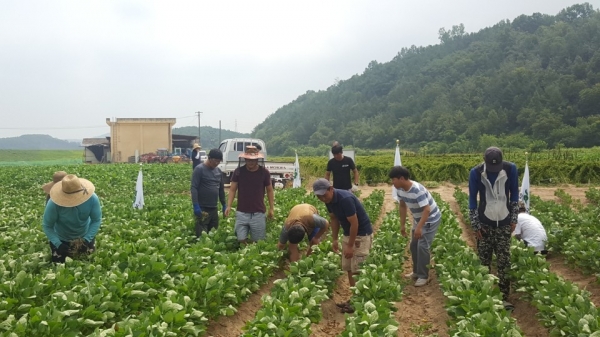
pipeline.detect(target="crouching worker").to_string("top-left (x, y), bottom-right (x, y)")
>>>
top-left (513, 201), bottom-right (548, 255)
top-left (43, 174), bottom-right (102, 263)
top-left (277, 204), bottom-right (329, 262)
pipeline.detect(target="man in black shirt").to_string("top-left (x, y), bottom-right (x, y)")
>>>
top-left (325, 144), bottom-right (359, 191)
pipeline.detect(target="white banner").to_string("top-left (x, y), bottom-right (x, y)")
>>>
top-left (133, 166), bottom-right (145, 209)
top-left (392, 142), bottom-right (402, 202)
top-left (519, 161), bottom-right (530, 213)
top-left (293, 151), bottom-right (301, 188)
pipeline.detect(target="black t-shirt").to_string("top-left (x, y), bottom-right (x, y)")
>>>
top-left (326, 189), bottom-right (372, 236)
top-left (326, 156), bottom-right (356, 190)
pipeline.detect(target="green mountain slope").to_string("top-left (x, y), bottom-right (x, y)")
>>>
top-left (252, 3), bottom-right (600, 155)
top-left (0, 134), bottom-right (81, 150)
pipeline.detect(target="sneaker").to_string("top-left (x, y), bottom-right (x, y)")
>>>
top-left (503, 301), bottom-right (515, 311)
top-left (405, 273), bottom-right (418, 280)
top-left (414, 278), bottom-right (428, 287)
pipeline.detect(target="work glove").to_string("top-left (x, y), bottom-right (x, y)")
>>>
top-left (193, 203), bottom-right (202, 217)
top-left (351, 184), bottom-right (359, 192)
top-left (57, 243), bottom-right (70, 257)
top-left (83, 240), bottom-right (95, 253)
top-left (222, 204), bottom-right (227, 214)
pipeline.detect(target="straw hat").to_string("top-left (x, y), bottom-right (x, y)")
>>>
top-left (193, 143), bottom-right (201, 150)
top-left (239, 145), bottom-right (264, 160)
top-left (42, 171), bottom-right (68, 194)
top-left (49, 174), bottom-right (96, 207)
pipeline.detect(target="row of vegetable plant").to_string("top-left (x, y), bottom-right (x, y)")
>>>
top-left (340, 210), bottom-right (408, 337)
top-left (240, 189), bottom-right (385, 336)
top-left (454, 189), bottom-right (600, 336)
top-left (432, 194), bottom-right (522, 336)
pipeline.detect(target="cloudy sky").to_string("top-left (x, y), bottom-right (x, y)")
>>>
top-left (0, 0), bottom-right (581, 140)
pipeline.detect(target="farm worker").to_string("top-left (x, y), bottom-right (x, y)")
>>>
top-left (513, 201), bottom-right (548, 255)
top-left (325, 143), bottom-right (359, 193)
top-left (468, 146), bottom-right (519, 310)
top-left (389, 166), bottom-right (441, 287)
top-left (225, 146), bottom-right (274, 244)
top-left (190, 149), bottom-right (226, 237)
top-left (191, 143), bottom-right (202, 169)
top-left (277, 203), bottom-right (329, 262)
top-left (313, 178), bottom-right (373, 313)
top-left (42, 170), bottom-right (67, 204)
top-left (42, 174), bottom-right (102, 263)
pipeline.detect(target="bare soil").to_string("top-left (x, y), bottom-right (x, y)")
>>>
top-left (208, 182), bottom-right (594, 336)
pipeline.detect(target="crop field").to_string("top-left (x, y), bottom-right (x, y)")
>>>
top-left (1, 163), bottom-right (600, 336)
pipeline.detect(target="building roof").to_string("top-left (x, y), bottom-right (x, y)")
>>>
top-left (82, 138), bottom-right (110, 147)
top-left (172, 134), bottom-right (198, 141)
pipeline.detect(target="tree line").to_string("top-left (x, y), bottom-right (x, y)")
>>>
top-left (252, 3), bottom-right (600, 155)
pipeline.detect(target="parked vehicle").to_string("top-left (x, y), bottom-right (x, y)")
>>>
top-left (217, 138), bottom-right (295, 188)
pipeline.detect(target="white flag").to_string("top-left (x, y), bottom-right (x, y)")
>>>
top-left (293, 151), bottom-right (301, 188)
top-left (392, 142), bottom-right (402, 202)
top-left (133, 167), bottom-right (144, 209)
top-left (519, 161), bottom-right (530, 213)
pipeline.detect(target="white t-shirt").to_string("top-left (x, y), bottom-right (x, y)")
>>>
top-left (514, 213), bottom-right (547, 251)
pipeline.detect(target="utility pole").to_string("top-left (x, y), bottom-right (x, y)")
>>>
top-left (219, 120), bottom-right (222, 145)
top-left (195, 111), bottom-right (203, 145)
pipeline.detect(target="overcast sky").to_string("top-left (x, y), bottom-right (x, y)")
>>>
top-left (0, 0), bottom-right (582, 140)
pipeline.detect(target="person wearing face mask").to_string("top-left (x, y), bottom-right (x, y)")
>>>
top-left (190, 148), bottom-right (226, 237)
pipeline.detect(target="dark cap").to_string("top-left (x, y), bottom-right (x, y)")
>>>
top-left (312, 178), bottom-right (331, 195)
top-left (208, 149), bottom-right (223, 160)
top-left (484, 147), bottom-right (503, 173)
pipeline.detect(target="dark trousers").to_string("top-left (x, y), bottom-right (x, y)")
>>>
top-left (195, 208), bottom-right (219, 237)
top-left (50, 239), bottom-right (96, 263)
top-left (477, 225), bottom-right (511, 301)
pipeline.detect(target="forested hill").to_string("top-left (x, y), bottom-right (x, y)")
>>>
top-left (252, 3), bottom-right (600, 155)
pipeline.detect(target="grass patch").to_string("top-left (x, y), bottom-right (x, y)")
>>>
top-left (0, 150), bottom-right (83, 166)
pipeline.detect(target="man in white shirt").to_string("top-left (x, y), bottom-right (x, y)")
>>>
top-left (513, 201), bottom-right (548, 254)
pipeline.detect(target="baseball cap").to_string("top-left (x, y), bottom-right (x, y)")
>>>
top-left (312, 178), bottom-right (331, 195)
top-left (208, 149), bottom-right (223, 160)
top-left (484, 147), bottom-right (503, 173)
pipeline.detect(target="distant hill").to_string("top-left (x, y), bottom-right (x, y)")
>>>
top-left (173, 126), bottom-right (250, 149)
top-left (252, 3), bottom-right (600, 155)
top-left (0, 134), bottom-right (81, 150)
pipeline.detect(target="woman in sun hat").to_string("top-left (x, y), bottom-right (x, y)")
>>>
top-left (43, 174), bottom-right (102, 263)
top-left (42, 171), bottom-right (68, 204)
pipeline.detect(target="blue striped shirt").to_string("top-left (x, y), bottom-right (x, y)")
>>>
top-left (396, 182), bottom-right (441, 226)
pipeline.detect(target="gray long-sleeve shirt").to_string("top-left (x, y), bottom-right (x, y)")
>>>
top-left (191, 163), bottom-right (226, 209)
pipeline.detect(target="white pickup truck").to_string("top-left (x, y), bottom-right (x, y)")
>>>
top-left (217, 138), bottom-right (296, 188)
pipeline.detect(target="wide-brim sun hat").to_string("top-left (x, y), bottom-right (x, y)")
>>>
top-left (42, 171), bottom-right (68, 194)
top-left (49, 174), bottom-right (95, 207)
top-left (239, 145), bottom-right (265, 160)
top-left (193, 143), bottom-right (201, 150)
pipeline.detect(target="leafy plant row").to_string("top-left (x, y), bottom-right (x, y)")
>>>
top-left (340, 211), bottom-right (408, 337)
top-left (529, 192), bottom-right (600, 276)
top-left (454, 189), bottom-right (600, 336)
top-left (434, 193), bottom-right (522, 336)
top-left (240, 189), bottom-right (386, 336)
top-left (0, 168), bottom-right (316, 337)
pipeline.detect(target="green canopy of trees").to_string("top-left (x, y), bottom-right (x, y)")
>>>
top-left (252, 3), bottom-right (600, 155)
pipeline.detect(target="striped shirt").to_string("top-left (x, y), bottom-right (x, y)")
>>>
top-left (397, 181), bottom-right (441, 226)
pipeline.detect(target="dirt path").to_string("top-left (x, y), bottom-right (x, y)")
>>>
top-left (431, 183), bottom-right (600, 337)
top-left (311, 184), bottom-right (396, 337)
top-left (206, 270), bottom-right (287, 337)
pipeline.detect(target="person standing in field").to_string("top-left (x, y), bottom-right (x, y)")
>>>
top-left (277, 203), bottom-right (329, 262)
top-left (325, 143), bottom-right (359, 193)
top-left (43, 174), bottom-right (102, 263)
top-left (190, 149), bottom-right (226, 237)
top-left (313, 178), bottom-right (372, 313)
top-left (469, 146), bottom-right (519, 310)
top-left (389, 166), bottom-right (441, 287)
top-left (225, 146), bottom-right (274, 244)
top-left (191, 143), bottom-right (203, 169)
top-left (42, 171), bottom-right (67, 204)
top-left (514, 201), bottom-right (548, 255)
